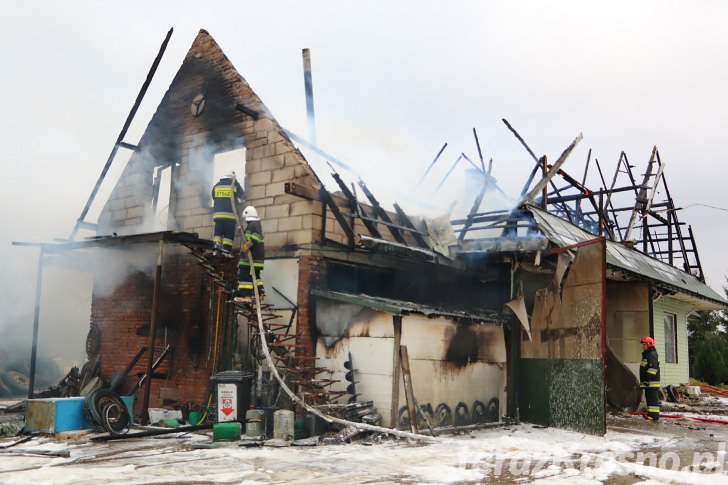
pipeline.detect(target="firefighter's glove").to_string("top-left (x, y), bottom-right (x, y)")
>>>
top-left (242, 243), bottom-right (250, 253)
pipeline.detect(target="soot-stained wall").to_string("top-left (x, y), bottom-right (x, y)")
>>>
top-left (517, 239), bottom-right (606, 435)
top-left (314, 299), bottom-right (506, 428)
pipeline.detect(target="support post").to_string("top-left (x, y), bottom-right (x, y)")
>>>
top-left (27, 247), bottom-right (45, 399)
top-left (399, 345), bottom-right (419, 434)
top-left (142, 239), bottom-right (164, 424)
top-left (390, 315), bottom-right (402, 428)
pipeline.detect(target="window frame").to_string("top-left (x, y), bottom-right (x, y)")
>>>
top-left (664, 312), bottom-right (678, 364)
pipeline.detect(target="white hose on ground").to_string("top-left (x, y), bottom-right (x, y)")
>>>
top-left (244, 250), bottom-right (436, 442)
top-left (228, 174), bottom-right (434, 441)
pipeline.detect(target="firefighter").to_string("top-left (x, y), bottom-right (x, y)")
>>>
top-left (234, 206), bottom-right (265, 302)
top-left (640, 335), bottom-right (661, 421)
top-left (211, 173), bottom-right (243, 256)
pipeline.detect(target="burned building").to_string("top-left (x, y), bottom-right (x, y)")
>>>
top-left (34, 29), bottom-right (509, 430)
top-left (16, 28), bottom-right (728, 438)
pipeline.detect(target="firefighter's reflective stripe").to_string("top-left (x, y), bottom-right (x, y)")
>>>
top-left (238, 282), bottom-right (254, 290)
top-left (213, 212), bottom-right (236, 220)
top-left (640, 360), bottom-right (647, 367)
top-left (239, 261), bottom-right (264, 269)
top-left (647, 407), bottom-right (660, 413)
top-left (222, 238), bottom-right (233, 248)
top-left (245, 233), bottom-right (264, 243)
top-left (640, 382), bottom-right (662, 388)
top-left (256, 280), bottom-right (264, 287)
top-left (647, 369), bottom-right (658, 375)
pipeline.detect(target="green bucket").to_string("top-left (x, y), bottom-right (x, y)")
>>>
top-left (188, 411), bottom-right (203, 425)
top-left (213, 422), bottom-right (242, 442)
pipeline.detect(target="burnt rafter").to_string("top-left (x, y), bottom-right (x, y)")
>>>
top-left (449, 120), bottom-right (704, 279)
top-left (357, 180), bottom-right (408, 245)
top-left (320, 186), bottom-right (356, 247)
top-left (330, 170), bottom-right (383, 239)
top-left (235, 103), bottom-right (260, 120)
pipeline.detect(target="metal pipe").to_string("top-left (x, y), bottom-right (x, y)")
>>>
top-left (27, 247), bottom-right (45, 399)
top-left (302, 48), bottom-right (316, 146)
top-left (142, 239), bottom-right (164, 424)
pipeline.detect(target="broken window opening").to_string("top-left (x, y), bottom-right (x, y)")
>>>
top-left (151, 163), bottom-right (173, 230)
top-left (664, 313), bottom-right (678, 363)
top-left (212, 147), bottom-right (247, 206)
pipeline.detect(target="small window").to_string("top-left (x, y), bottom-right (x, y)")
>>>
top-left (151, 164), bottom-right (173, 229)
top-left (664, 313), bottom-right (678, 363)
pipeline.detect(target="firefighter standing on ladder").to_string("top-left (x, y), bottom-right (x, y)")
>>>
top-left (211, 173), bottom-right (244, 256)
top-left (640, 336), bottom-right (661, 421)
top-left (235, 206), bottom-right (265, 302)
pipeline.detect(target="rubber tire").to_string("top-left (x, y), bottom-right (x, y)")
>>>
top-left (2, 370), bottom-right (30, 394)
top-left (83, 389), bottom-right (130, 434)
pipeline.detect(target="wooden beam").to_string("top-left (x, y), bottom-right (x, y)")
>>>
top-left (400, 345), bottom-right (419, 434)
top-left (390, 316), bottom-right (402, 429)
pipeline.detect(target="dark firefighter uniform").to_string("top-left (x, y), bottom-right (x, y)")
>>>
top-left (211, 176), bottom-right (243, 254)
top-left (237, 219), bottom-right (265, 298)
top-left (640, 344), bottom-right (661, 421)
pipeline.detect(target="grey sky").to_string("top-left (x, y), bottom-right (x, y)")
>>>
top-left (2, 1), bottom-right (727, 357)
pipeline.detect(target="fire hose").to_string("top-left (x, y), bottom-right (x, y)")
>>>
top-left (628, 411), bottom-right (728, 425)
top-left (228, 175), bottom-right (435, 442)
top-left (244, 250), bottom-right (435, 442)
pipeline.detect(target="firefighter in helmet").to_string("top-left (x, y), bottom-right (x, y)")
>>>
top-left (640, 335), bottom-right (661, 421)
top-left (211, 173), bottom-right (243, 256)
top-left (235, 206), bottom-right (265, 302)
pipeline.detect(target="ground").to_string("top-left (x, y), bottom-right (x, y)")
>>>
top-left (3, 397), bottom-right (728, 484)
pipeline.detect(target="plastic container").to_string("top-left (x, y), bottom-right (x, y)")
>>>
top-left (273, 409), bottom-right (295, 440)
top-left (245, 407), bottom-right (265, 437)
top-left (304, 412), bottom-right (328, 437)
top-left (213, 422), bottom-right (242, 441)
top-left (294, 418), bottom-right (304, 439)
top-left (188, 411), bottom-right (203, 425)
top-left (209, 371), bottom-right (253, 423)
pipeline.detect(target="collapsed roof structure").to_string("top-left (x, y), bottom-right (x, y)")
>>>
top-left (14, 29), bottom-right (727, 437)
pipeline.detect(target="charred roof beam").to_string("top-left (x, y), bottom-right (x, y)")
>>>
top-left (235, 103), bottom-right (260, 120)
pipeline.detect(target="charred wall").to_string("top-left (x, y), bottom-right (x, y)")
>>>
top-left (314, 299), bottom-right (506, 428)
top-left (325, 259), bottom-right (509, 310)
top-left (90, 245), bottom-right (233, 410)
top-left (97, 29), bottom-right (321, 252)
top-left (517, 240), bottom-right (606, 435)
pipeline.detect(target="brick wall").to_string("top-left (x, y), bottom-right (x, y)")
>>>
top-left (296, 255), bottom-right (326, 361)
top-left (90, 30), bottom-right (338, 408)
top-left (98, 30), bottom-right (321, 253)
top-left (90, 245), bottom-right (237, 410)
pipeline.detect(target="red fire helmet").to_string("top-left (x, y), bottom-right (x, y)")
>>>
top-left (640, 336), bottom-right (655, 347)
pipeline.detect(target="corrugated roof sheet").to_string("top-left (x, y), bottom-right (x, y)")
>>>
top-left (527, 205), bottom-right (727, 309)
top-left (311, 290), bottom-right (505, 323)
